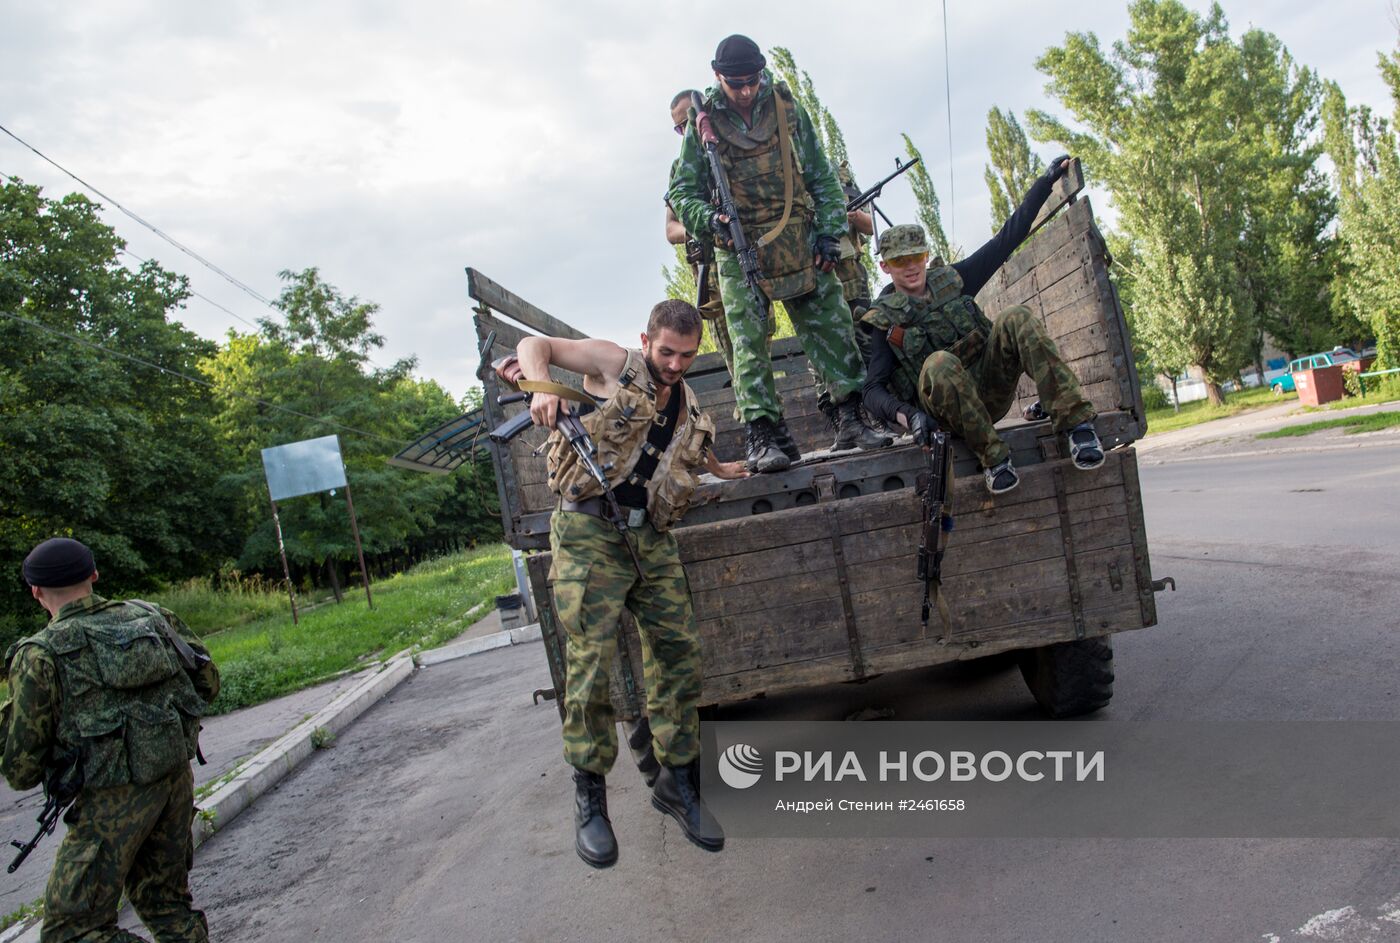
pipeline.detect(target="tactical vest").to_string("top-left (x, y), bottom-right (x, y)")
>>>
top-left (860, 262), bottom-right (994, 404)
top-left (16, 600), bottom-right (207, 789)
top-left (835, 247), bottom-right (870, 310)
top-left (704, 81), bottom-right (816, 302)
top-left (546, 349), bottom-right (716, 532)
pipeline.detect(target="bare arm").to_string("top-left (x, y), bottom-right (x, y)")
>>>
top-left (665, 205), bottom-right (688, 246)
top-left (847, 209), bottom-right (874, 237)
top-left (705, 449), bottom-right (750, 480)
top-left (512, 336), bottom-right (629, 429)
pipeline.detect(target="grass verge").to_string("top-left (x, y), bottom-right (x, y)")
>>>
top-left (1257, 411), bottom-right (1400, 439)
top-left (1146, 386), bottom-right (1293, 436)
top-left (176, 545), bottom-right (514, 715)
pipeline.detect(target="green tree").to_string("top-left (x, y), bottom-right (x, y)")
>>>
top-left (983, 107), bottom-right (1045, 228)
top-left (1232, 31), bottom-right (1338, 372)
top-left (0, 179), bottom-right (235, 646)
top-left (1029, 0), bottom-right (1298, 405)
top-left (1322, 35), bottom-right (1400, 368)
top-left (900, 134), bottom-right (957, 261)
top-left (201, 269), bottom-right (463, 597)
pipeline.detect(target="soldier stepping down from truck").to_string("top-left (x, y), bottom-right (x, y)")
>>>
top-left (859, 156), bottom-right (1105, 495)
top-left (668, 34), bottom-right (887, 473)
top-left (492, 299), bottom-right (745, 867)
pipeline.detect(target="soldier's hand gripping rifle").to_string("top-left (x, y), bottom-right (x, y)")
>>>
top-left (8, 748), bottom-right (82, 873)
top-left (915, 428), bottom-right (953, 634)
top-left (488, 358), bottom-right (645, 579)
top-left (690, 91), bottom-right (768, 327)
top-left (846, 156), bottom-right (920, 228)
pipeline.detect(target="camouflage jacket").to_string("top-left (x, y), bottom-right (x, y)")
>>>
top-left (1, 595), bottom-right (219, 791)
top-left (667, 71), bottom-right (847, 245)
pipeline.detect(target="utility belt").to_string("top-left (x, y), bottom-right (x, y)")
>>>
top-left (559, 497), bottom-right (651, 530)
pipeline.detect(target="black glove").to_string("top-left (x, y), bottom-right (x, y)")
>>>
top-left (709, 212), bottom-right (732, 242)
top-left (908, 410), bottom-right (938, 446)
top-left (1044, 155), bottom-right (1071, 183)
top-left (814, 234), bottom-right (842, 267)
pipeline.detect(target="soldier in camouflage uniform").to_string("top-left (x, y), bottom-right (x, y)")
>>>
top-left (668, 35), bottom-right (887, 472)
top-left (496, 300), bottom-right (746, 868)
top-left (664, 89), bottom-right (773, 409)
top-left (2, 538), bottom-right (219, 943)
top-left (860, 157), bottom-right (1106, 495)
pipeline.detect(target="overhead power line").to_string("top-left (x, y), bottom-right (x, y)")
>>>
top-left (117, 248), bottom-right (265, 333)
top-left (942, 0), bottom-right (956, 243)
top-left (0, 309), bottom-right (411, 449)
top-left (1, 123), bottom-right (278, 308)
top-left (0, 136), bottom-right (402, 373)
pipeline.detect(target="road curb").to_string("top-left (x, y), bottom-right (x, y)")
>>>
top-left (1142, 436), bottom-right (1400, 464)
top-left (416, 623), bottom-right (541, 666)
top-left (191, 651), bottom-right (416, 849)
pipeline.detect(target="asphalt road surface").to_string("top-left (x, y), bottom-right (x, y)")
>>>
top-left (141, 440), bottom-right (1400, 942)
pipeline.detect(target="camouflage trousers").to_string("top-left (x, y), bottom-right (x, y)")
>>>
top-left (698, 268), bottom-right (774, 422)
top-left (917, 305), bottom-right (1096, 468)
top-left (42, 764), bottom-right (207, 943)
top-left (548, 509), bottom-right (701, 775)
top-left (715, 249), bottom-right (865, 423)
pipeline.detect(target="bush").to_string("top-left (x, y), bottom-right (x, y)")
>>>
top-left (1140, 382), bottom-right (1171, 411)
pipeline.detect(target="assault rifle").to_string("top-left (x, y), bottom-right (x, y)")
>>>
top-left (845, 156), bottom-right (920, 228)
top-left (915, 428), bottom-right (953, 634)
top-left (8, 748), bottom-right (82, 873)
top-left (488, 358), bottom-right (644, 578)
top-left (690, 91), bottom-right (768, 326)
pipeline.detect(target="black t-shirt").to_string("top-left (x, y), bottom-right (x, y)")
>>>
top-left (612, 384), bottom-right (683, 509)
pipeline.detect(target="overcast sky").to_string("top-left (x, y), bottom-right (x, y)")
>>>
top-left (3, 0), bottom-right (1396, 401)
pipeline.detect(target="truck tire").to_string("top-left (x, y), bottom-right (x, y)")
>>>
top-left (1017, 636), bottom-right (1114, 718)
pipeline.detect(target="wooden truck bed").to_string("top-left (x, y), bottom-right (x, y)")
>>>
top-left (469, 166), bottom-right (1161, 717)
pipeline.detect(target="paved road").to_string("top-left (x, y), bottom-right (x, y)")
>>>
top-left (153, 437), bottom-right (1400, 943)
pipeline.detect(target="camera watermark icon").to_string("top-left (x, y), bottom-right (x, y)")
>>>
top-left (718, 744), bottom-right (764, 789)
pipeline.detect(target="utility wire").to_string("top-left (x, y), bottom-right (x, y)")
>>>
top-left (942, 0), bottom-right (956, 243)
top-left (0, 309), bottom-right (411, 449)
top-left (117, 249), bottom-right (265, 333)
top-left (0, 122), bottom-right (278, 308)
top-left (2, 143), bottom-right (402, 373)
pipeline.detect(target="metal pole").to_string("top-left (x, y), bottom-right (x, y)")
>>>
top-left (343, 482), bottom-right (373, 609)
top-left (269, 496), bottom-right (299, 625)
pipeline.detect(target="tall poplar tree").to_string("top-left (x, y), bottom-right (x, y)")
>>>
top-left (983, 107), bottom-right (1045, 229)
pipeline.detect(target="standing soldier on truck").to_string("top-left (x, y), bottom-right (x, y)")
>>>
top-left (664, 88), bottom-right (773, 398)
top-left (668, 34), bottom-right (887, 471)
top-left (496, 300), bottom-right (746, 868)
top-left (860, 157), bottom-right (1107, 495)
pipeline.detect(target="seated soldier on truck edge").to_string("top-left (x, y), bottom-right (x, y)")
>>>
top-left (858, 156), bottom-right (1105, 495)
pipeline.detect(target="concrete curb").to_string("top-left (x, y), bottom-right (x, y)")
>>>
top-left (190, 650), bottom-right (416, 849)
top-left (416, 623), bottom-right (541, 666)
top-left (1141, 436), bottom-right (1400, 465)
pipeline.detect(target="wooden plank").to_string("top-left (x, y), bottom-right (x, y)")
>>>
top-left (684, 537), bottom-right (837, 593)
top-left (697, 597), bottom-right (852, 676)
top-left (1027, 158), bottom-right (1086, 239)
top-left (467, 267), bottom-right (587, 340)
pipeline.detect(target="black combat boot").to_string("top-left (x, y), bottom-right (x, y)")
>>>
top-left (573, 769), bottom-right (618, 868)
top-left (744, 417), bottom-right (792, 473)
top-left (772, 415), bottom-right (802, 464)
top-left (652, 761), bottom-right (725, 851)
top-left (830, 395), bottom-right (892, 452)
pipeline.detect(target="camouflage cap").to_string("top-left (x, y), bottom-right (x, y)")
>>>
top-left (877, 224), bottom-right (930, 260)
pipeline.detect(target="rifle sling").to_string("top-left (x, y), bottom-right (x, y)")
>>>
top-left (517, 379), bottom-right (596, 402)
top-left (129, 600), bottom-right (206, 671)
top-left (755, 92), bottom-right (796, 249)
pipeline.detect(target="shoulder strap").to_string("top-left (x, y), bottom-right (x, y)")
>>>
top-left (127, 600), bottom-right (208, 672)
top-left (755, 92), bottom-right (797, 249)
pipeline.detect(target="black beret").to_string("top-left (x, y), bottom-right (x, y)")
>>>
top-left (22, 538), bottom-right (96, 588)
top-left (711, 35), bottom-right (765, 76)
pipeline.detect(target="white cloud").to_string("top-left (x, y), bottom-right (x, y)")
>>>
top-left (2, 0), bottom-right (1395, 403)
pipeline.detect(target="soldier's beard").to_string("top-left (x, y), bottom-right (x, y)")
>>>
top-left (643, 353), bottom-right (681, 387)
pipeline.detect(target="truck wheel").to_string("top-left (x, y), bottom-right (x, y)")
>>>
top-left (1017, 636), bottom-right (1114, 718)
